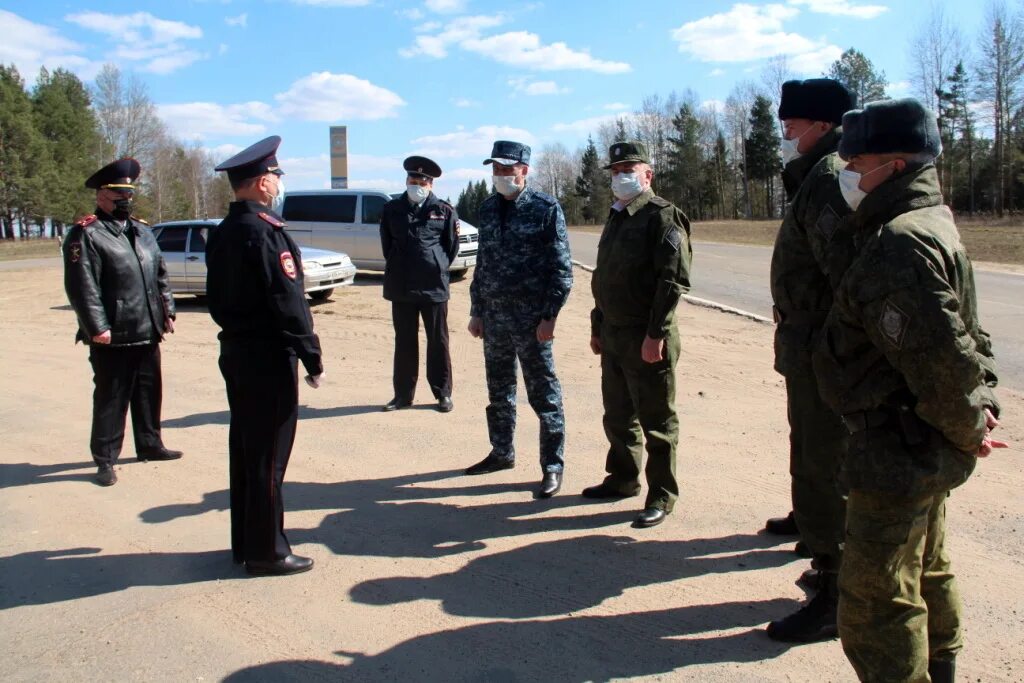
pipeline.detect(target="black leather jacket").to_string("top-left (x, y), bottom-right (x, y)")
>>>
top-left (62, 211), bottom-right (175, 346)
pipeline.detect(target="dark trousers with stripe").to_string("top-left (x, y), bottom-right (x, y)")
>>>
top-left (391, 301), bottom-right (452, 401)
top-left (88, 343), bottom-right (164, 466)
top-left (219, 341), bottom-right (298, 563)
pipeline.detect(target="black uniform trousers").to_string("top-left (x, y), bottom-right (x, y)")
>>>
top-left (88, 343), bottom-right (163, 466)
top-left (391, 301), bottom-right (452, 401)
top-left (218, 341), bottom-right (298, 563)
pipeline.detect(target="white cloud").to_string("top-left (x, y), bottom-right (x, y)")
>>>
top-left (275, 72), bottom-right (406, 121)
top-left (604, 102), bottom-right (630, 111)
top-left (551, 114), bottom-right (623, 136)
top-left (701, 99), bottom-right (727, 113)
top-left (425, 0), bottom-right (467, 13)
top-left (670, 3), bottom-right (840, 74)
top-left (411, 125), bottom-right (537, 158)
top-left (219, 43), bottom-right (229, 55)
top-left (400, 15), bottom-right (630, 73)
top-left (288, 0), bottom-right (373, 6)
top-left (463, 31), bottom-right (631, 73)
top-left (0, 10), bottom-right (98, 81)
top-left (508, 78), bottom-right (569, 96)
top-left (399, 9), bottom-right (425, 21)
top-left (887, 80), bottom-right (911, 97)
top-left (225, 13), bottom-right (247, 27)
top-left (207, 143), bottom-right (243, 160)
top-left (709, 68), bottom-right (726, 77)
top-left (452, 97), bottom-right (479, 107)
top-left (788, 0), bottom-right (888, 19)
top-left (65, 11), bottom-right (206, 74)
top-left (400, 15), bottom-right (504, 59)
top-left (788, 45), bottom-right (843, 74)
top-left (157, 101), bottom-right (277, 139)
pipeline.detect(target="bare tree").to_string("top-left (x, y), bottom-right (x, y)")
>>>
top-left (725, 81), bottom-right (762, 218)
top-left (92, 64), bottom-right (162, 165)
top-left (975, 0), bottom-right (1024, 215)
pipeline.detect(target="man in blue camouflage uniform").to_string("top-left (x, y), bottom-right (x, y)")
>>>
top-left (464, 140), bottom-right (573, 499)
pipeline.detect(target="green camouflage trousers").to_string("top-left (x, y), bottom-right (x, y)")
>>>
top-left (599, 324), bottom-right (681, 512)
top-left (839, 489), bottom-right (962, 682)
top-left (785, 362), bottom-right (847, 571)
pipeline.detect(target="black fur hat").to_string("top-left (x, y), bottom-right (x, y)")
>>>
top-left (777, 78), bottom-right (855, 125)
top-left (838, 97), bottom-right (942, 160)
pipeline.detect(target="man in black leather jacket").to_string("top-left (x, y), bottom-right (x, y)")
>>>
top-left (379, 156), bottom-right (460, 413)
top-left (62, 158), bottom-right (182, 487)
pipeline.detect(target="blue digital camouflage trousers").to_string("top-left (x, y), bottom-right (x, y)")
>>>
top-left (482, 303), bottom-right (565, 473)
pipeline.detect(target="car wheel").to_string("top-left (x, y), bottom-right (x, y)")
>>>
top-left (310, 288), bottom-right (333, 301)
top-left (450, 268), bottom-right (468, 281)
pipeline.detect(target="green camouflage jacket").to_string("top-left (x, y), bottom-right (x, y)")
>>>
top-left (771, 151), bottom-right (854, 376)
top-left (813, 164), bottom-right (999, 496)
top-left (590, 190), bottom-right (692, 339)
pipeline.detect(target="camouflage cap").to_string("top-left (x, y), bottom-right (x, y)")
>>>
top-left (603, 141), bottom-right (649, 169)
top-left (483, 140), bottom-right (531, 166)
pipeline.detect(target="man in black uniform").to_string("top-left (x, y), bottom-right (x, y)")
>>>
top-left (380, 156), bottom-right (460, 413)
top-left (206, 136), bottom-right (323, 577)
top-left (62, 158), bottom-right (182, 487)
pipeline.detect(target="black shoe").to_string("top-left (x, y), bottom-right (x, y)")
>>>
top-left (797, 567), bottom-right (819, 590)
top-left (537, 472), bottom-right (562, 498)
top-left (765, 511), bottom-right (799, 535)
top-left (95, 464), bottom-right (117, 486)
top-left (928, 658), bottom-right (956, 683)
top-left (245, 554), bottom-right (314, 576)
top-left (581, 482), bottom-right (639, 499)
top-left (794, 541), bottom-right (812, 558)
top-left (766, 572), bottom-right (838, 643)
top-left (383, 398), bottom-right (412, 412)
top-left (464, 455), bottom-right (515, 475)
top-left (437, 396), bottom-right (454, 413)
top-left (633, 507), bottom-right (667, 528)
top-left (138, 447), bottom-right (183, 462)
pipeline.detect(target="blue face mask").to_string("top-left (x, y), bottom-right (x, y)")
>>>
top-left (611, 172), bottom-right (643, 201)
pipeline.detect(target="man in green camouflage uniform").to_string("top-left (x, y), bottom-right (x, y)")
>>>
top-left (813, 98), bottom-right (1004, 683)
top-left (767, 79), bottom-right (856, 643)
top-left (584, 141), bottom-right (692, 529)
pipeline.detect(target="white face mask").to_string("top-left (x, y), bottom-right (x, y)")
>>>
top-left (838, 162), bottom-right (893, 211)
top-left (492, 174), bottom-right (522, 197)
top-left (780, 136), bottom-right (803, 165)
top-left (269, 177), bottom-right (285, 213)
top-left (611, 172), bottom-right (644, 201)
top-left (406, 183), bottom-right (430, 204)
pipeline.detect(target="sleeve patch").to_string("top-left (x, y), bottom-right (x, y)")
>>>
top-left (815, 204), bottom-right (840, 242)
top-left (69, 241), bottom-right (82, 263)
top-left (878, 299), bottom-right (910, 349)
top-left (665, 228), bottom-right (682, 251)
top-left (280, 251), bottom-right (298, 280)
top-left (258, 212), bottom-right (286, 229)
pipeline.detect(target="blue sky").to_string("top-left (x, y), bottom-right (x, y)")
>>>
top-left (1, 0), bottom-right (987, 199)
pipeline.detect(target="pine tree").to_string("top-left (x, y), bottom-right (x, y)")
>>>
top-left (827, 48), bottom-right (888, 105)
top-left (663, 104), bottom-right (706, 218)
top-left (0, 65), bottom-right (53, 239)
top-left (744, 95), bottom-right (782, 217)
top-left (574, 136), bottom-right (608, 223)
top-left (938, 61), bottom-right (978, 214)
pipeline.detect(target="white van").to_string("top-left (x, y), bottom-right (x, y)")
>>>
top-left (281, 189), bottom-right (478, 276)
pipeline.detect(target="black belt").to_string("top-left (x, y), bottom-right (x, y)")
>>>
top-left (773, 306), bottom-right (829, 327)
top-left (841, 409), bottom-right (891, 434)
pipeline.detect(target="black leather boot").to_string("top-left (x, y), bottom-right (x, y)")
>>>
top-left (766, 571), bottom-right (839, 643)
top-left (928, 658), bottom-right (955, 683)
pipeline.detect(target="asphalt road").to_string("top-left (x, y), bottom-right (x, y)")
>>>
top-left (569, 230), bottom-right (1024, 391)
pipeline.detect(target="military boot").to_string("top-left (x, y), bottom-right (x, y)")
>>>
top-left (928, 658), bottom-right (955, 683)
top-left (765, 571), bottom-right (838, 643)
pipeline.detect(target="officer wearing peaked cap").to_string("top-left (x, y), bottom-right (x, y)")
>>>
top-left (465, 140), bottom-right (573, 499)
top-left (63, 158), bottom-right (182, 487)
top-left (812, 98), bottom-right (1004, 682)
top-left (206, 135), bottom-right (323, 577)
top-left (584, 141), bottom-right (692, 529)
top-left (765, 77), bottom-right (856, 643)
top-left (379, 156), bottom-right (460, 413)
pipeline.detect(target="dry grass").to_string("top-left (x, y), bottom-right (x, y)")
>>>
top-left (0, 239), bottom-right (61, 262)
top-left (571, 219), bottom-right (1024, 265)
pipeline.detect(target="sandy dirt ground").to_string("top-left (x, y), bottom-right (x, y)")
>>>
top-left (1, 264), bottom-right (1022, 683)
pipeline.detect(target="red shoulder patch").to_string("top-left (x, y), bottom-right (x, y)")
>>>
top-left (279, 251), bottom-right (297, 279)
top-left (258, 212), bottom-right (285, 229)
top-left (75, 214), bottom-right (97, 228)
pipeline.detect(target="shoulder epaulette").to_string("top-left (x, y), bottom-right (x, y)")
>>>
top-left (74, 214), bottom-right (97, 228)
top-left (132, 216), bottom-right (149, 226)
top-left (533, 190), bottom-right (558, 205)
top-left (649, 196), bottom-right (671, 208)
top-left (257, 212), bottom-right (286, 229)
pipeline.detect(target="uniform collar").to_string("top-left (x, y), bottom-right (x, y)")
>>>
top-left (613, 189), bottom-right (655, 216)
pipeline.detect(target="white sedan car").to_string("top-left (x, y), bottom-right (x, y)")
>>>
top-left (152, 219), bottom-right (356, 301)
